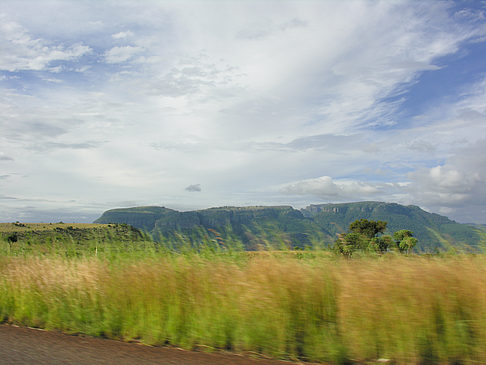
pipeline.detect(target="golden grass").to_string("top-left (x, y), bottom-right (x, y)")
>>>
top-left (1, 254), bottom-right (486, 364)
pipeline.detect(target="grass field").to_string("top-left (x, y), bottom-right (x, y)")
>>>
top-left (1, 232), bottom-right (486, 364)
top-left (0, 223), bottom-right (108, 233)
top-left (0, 223), bottom-right (147, 257)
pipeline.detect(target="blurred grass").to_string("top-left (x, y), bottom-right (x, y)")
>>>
top-left (1, 236), bottom-right (486, 364)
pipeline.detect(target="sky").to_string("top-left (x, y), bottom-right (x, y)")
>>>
top-left (1, 0), bottom-right (486, 224)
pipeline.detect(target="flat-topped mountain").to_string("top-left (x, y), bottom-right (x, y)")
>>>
top-left (301, 201), bottom-right (483, 250)
top-left (96, 205), bottom-right (319, 250)
top-left (95, 202), bottom-right (486, 251)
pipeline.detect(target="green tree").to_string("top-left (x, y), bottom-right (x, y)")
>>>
top-left (333, 232), bottom-right (369, 257)
top-left (393, 229), bottom-right (413, 242)
top-left (393, 230), bottom-right (417, 253)
top-left (370, 234), bottom-right (393, 253)
top-left (349, 219), bottom-right (387, 239)
top-left (334, 220), bottom-right (417, 256)
top-left (399, 236), bottom-right (417, 254)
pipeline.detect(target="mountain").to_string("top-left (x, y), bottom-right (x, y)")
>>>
top-left (302, 202), bottom-right (486, 251)
top-left (95, 202), bottom-right (486, 251)
top-left (96, 205), bottom-right (324, 250)
top-left (93, 206), bottom-right (178, 232)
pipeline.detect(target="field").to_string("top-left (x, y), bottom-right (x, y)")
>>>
top-left (0, 223), bottom-right (148, 256)
top-left (1, 230), bottom-right (486, 364)
top-left (0, 223), bottom-right (106, 232)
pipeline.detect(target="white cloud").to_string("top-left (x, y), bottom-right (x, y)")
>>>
top-left (274, 72), bottom-right (486, 222)
top-left (0, 15), bottom-right (91, 71)
top-left (0, 1), bottom-right (485, 222)
top-left (112, 30), bottom-right (134, 39)
top-left (280, 176), bottom-right (382, 200)
top-left (406, 140), bottom-right (486, 220)
top-left (104, 45), bottom-right (143, 63)
top-left (41, 78), bottom-right (63, 83)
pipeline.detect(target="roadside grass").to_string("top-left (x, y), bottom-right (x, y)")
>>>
top-left (1, 237), bottom-right (486, 364)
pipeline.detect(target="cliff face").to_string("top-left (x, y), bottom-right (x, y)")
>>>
top-left (95, 202), bottom-right (486, 251)
top-left (301, 202), bottom-right (483, 250)
top-left (95, 206), bottom-right (177, 231)
top-left (96, 205), bottom-right (324, 249)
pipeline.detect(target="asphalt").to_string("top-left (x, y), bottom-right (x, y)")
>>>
top-left (0, 324), bottom-right (295, 365)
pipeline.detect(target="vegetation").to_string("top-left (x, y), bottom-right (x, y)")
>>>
top-left (0, 223), bottom-right (146, 247)
top-left (304, 202), bottom-right (484, 251)
top-left (96, 205), bottom-right (322, 250)
top-left (95, 202), bottom-right (486, 251)
top-left (1, 223), bottom-right (486, 364)
top-left (333, 219), bottom-right (417, 256)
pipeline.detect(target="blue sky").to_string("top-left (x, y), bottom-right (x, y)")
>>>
top-left (1, 0), bottom-right (486, 223)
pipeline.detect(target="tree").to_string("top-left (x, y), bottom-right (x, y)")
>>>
top-left (393, 229), bottom-right (413, 242)
top-left (334, 219), bottom-right (387, 257)
top-left (349, 219), bottom-right (387, 239)
top-left (370, 234), bottom-right (393, 253)
top-left (333, 232), bottom-right (369, 257)
top-left (333, 219), bottom-right (418, 256)
top-left (393, 230), bottom-right (417, 253)
top-left (333, 219), bottom-right (417, 257)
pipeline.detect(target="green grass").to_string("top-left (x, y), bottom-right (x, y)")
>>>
top-left (0, 223), bottom-right (148, 257)
top-left (0, 223), bottom-right (107, 233)
top-left (1, 235), bottom-right (486, 364)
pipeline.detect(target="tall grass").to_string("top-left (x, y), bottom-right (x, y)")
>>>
top-left (1, 240), bottom-right (486, 363)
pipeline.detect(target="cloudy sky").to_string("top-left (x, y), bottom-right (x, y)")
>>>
top-left (1, 0), bottom-right (486, 223)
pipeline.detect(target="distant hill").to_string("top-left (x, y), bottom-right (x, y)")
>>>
top-left (0, 222), bottom-right (145, 244)
top-left (96, 206), bottom-right (324, 250)
top-left (95, 202), bottom-right (486, 251)
top-left (302, 202), bottom-right (486, 251)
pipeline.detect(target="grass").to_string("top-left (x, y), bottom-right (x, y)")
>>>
top-left (1, 235), bottom-right (486, 364)
top-left (0, 223), bottom-right (148, 257)
top-left (0, 222), bottom-right (108, 233)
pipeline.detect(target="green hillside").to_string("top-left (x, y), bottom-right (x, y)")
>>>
top-left (92, 206), bottom-right (178, 232)
top-left (95, 202), bottom-right (486, 251)
top-left (0, 222), bottom-right (145, 245)
top-left (96, 206), bottom-right (325, 250)
top-left (302, 201), bottom-right (484, 251)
